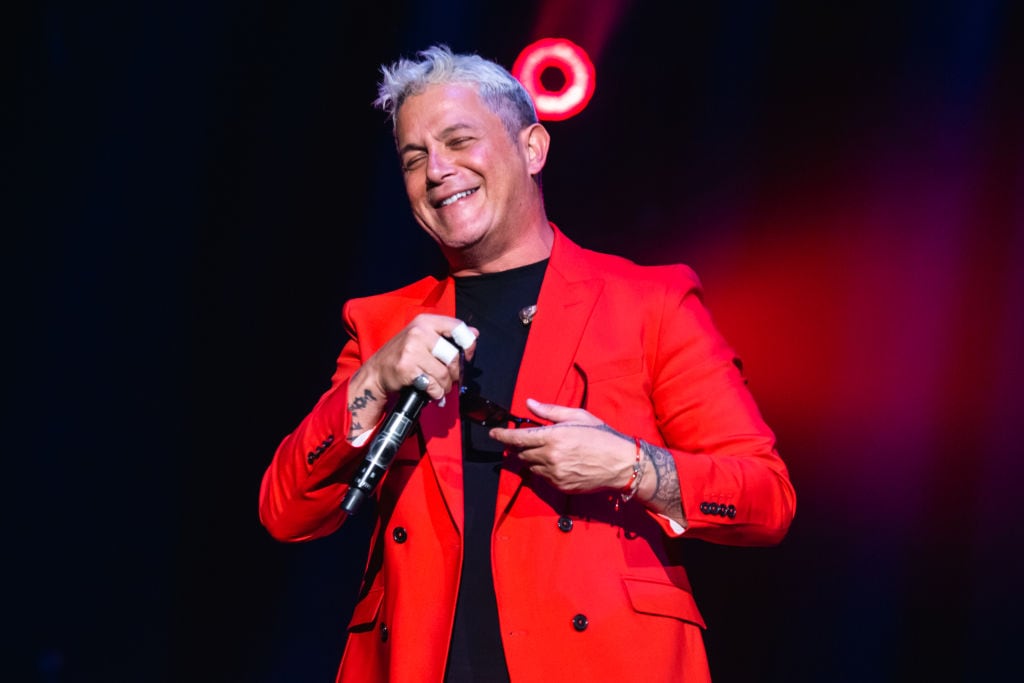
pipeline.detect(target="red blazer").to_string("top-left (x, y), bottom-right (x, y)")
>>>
top-left (259, 225), bottom-right (796, 683)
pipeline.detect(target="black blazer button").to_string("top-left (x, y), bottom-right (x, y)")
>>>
top-left (699, 502), bottom-right (709, 514)
top-left (572, 614), bottom-right (589, 631)
top-left (557, 516), bottom-right (573, 532)
top-left (392, 527), bottom-right (407, 543)
top-left (306, 452), bottom-right (317, 465)
top-left (727, 504), bottom-right (737, 518)
top-left (379, 622), bottom-right (389, 642)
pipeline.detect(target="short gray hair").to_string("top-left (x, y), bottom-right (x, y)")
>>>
top-left (373, 44), bottom-right (539, 141)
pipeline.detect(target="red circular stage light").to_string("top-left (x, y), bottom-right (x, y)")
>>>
top-left (512, 38), bottom-right (596, 121)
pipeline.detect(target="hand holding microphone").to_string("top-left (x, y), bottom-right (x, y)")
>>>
top-left (341, 320), bottom-right (477, 514)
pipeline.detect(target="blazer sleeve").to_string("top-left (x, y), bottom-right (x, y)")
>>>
top-left (258, 301), bottom-right (374, 542)
top-left (648, 265), bottom-right (796, 546)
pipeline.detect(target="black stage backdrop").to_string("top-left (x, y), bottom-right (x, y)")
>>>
top-left (11, 2), bottom-right (1023, 681)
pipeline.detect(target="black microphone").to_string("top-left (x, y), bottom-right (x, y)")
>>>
top-left (341, 384), bottom-right (429, 514)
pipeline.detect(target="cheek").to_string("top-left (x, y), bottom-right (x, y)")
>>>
top-left (403, 176), bottom-right (427, 203)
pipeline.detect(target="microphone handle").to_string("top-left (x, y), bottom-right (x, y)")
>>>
top-left (341, 384), bottom-right (428, 514)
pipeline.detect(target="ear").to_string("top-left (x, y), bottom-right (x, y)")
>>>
top-left (521, 123), bottom-right (550, 175)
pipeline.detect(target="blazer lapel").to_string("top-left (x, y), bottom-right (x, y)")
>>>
top-left (407, 227), bottom-right (607, 532)
top-left (495, 230), bottom-right (604, 517)
top-left (406, 278), bottom-right (467, 533)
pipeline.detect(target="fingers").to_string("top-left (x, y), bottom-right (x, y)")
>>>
top-left (412, 373), bottom-right (431, 392)
top-left (449, 321), bottom-right (477, 352)
top-left (408, 363), bottom-right (456, 402)
top-left (417, 316), bottom-right (478, 400)
top-left (524, 398), bottom-right (601, 426)
top-left (366, 315), bottom-right (479, 401)
top-left (486, 400), bottom-right (600, 449)
top-left (490, 421), bottom-right (630, 494)
top-left (431, 337), bottom-right (459, 364)
top-left (421, 316), bottom-right (479, 365)
top-left (427, 316), bottom-right (479, 354)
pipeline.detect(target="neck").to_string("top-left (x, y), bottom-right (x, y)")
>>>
top-left (447, 221), bottom-right (554, 276)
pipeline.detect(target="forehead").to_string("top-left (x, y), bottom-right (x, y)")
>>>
top-left (395, 83), bottom-right (503, 144)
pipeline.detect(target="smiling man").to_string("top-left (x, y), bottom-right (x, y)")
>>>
top-left (259, 44), bottom-right (796, 683)
top-left (396, 80), bottom-right (553, 275)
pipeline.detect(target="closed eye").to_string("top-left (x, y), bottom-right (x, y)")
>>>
top-left (402, 153), bottom-right (427, 172)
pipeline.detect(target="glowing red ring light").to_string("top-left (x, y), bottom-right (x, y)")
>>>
top-left (512, 38), bottom-right (596, 121)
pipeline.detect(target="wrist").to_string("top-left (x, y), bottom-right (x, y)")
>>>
top-left (615, 436), bottom-right (646, 511)
top-left (346, 371), bottom-right (387, 440)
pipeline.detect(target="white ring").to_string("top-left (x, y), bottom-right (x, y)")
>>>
top-left (412, 373), bottom-right (430, 391)
top-left (450, 321), bottom-right (477, 350)
top-left (431, 337), bottom-right (459, 365)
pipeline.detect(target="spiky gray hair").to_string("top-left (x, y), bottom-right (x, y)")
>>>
top-left (373, 44), bottom-right (539, 142)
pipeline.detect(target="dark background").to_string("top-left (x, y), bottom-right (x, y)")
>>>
top-left (11, 1), bottom-right (1023, 681)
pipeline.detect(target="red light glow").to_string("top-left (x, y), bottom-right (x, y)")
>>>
top-left (512, 38), bottom-right (596, 121)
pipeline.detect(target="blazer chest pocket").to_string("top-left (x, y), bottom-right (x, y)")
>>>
top-left (579, 355), bottom-right (644, 385)
top-left (571, 356), bottom-right (648, 414)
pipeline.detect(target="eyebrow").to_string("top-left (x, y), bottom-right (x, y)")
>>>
top-left (398, 122), bottom-right (475, 157)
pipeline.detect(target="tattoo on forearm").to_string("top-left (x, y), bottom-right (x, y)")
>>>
top-left (349, 389), bottom-right (376, 411)
top-left (591, 424), bottom-right (620, 437)
top-left (639, 440), bottom-right (681, 512)
top-left (347, 389), bottom-right (378, 439)
top-left (590, 424), bottom-right (682, 516)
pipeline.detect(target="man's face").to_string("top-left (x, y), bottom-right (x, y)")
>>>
top-left (395, 83), bottom-right (535, 268)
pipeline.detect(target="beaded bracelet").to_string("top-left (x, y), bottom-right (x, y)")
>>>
top-left (615, 437), bottom-right (644, 511)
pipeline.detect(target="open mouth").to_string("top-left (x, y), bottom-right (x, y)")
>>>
top-left (437, 188), bottom-right (478, 208)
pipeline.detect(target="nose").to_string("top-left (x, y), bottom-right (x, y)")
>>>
top-left (425, 147), bottom-right (456, 185)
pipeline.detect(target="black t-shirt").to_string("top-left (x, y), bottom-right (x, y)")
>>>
top-left (444, 258), bottom-right (547, 683)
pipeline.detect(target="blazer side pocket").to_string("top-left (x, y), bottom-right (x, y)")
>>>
top-left (622, 577), bottom-right (706, 629)
top-left (347, 586), bottom-right (384, 633)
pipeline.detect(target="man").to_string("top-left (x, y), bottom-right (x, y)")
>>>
top-left (259, 44), bottom-right (796, 682)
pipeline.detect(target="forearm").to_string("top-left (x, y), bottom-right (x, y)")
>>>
top-left (633, 438), bottom-right (686, 527)
top-left (346, 365), bottom-right (388, 441)
top-left (596, 425), bottom-right (686, 526)
top-left (601, 425), bottom-right (794, 543)
top-left (258, 379), bottom-right (363, 541)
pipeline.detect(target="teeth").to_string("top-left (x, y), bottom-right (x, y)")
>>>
top-left (440, 189), bottom-right (475, 207)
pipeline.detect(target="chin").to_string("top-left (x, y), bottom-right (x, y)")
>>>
top-left (436, 223), bottom-right (489, 249)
